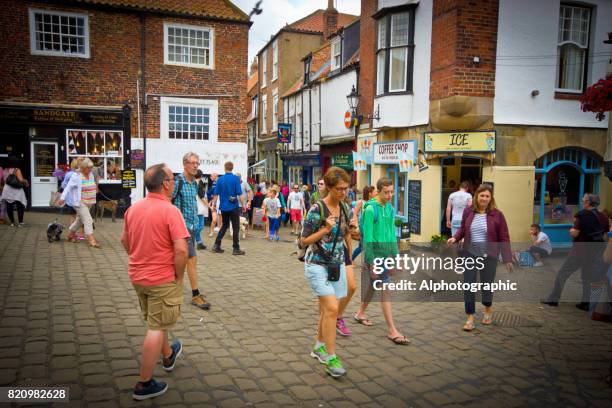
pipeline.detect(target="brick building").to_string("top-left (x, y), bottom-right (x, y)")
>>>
top-left (255, 0), bottom-right (357, 183)
top-left (0, 0), bottom-right (249, 207)
top-left (355, 0), bottom-right (612, 244)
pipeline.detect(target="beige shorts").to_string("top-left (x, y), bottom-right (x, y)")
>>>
top-left (133, 281), bottom-right (183, 330)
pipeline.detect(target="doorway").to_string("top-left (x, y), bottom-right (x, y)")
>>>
top-left (30, 141), bottom-right (58, 207)
top-left (440, 156), bottom-right (483, 235)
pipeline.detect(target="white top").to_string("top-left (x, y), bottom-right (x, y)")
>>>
top-left (1, 169), bottom-right (27, 206)
top-left (470, 213), bottom-right (488, 242)
top-left (258, 182), bottom-right (267, 194)
top-left (534, 231), bottom-right (552, 255)
top-left (240, 181), bottom-right (252, 201)
top-left (263, 197), bottom-right (281, 218)
top-left (288, 191), bottom-right (304, 210)
top-left (448, 190), bottom-right (472, 222)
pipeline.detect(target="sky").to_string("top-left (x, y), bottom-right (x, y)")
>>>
top-left (231, 0), bottom-right (361, 64)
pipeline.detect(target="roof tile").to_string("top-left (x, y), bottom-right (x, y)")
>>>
top-left (73, 0), bottom-right (249, 22)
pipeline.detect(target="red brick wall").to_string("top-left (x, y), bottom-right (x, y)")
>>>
top-left (358, 0), bottom-right (377, 124)
top-left (430, 0), bottom-right (498, 100)
top-left (0, 1), bottom-right (248, 142)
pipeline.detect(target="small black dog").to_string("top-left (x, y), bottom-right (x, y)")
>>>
top-left (46, 220), bottom-right (63, 242)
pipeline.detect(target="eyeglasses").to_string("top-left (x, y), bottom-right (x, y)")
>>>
top-left (317, 182), bottom-right (324, 185)
top-left (186, 161), bottom-right (199, 166)
top-left (332, 186), bottom-right (348, 192)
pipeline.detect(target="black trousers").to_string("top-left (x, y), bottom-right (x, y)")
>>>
top-left (6, 201), bottom-right (25, 224)
top-left (214, 208), bottom-right (241, 250)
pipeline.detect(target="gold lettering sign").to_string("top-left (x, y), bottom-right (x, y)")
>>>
top-left (424, 131), bottom-right (496, 153)
top-left (33, 109), bottom-right (81, 123)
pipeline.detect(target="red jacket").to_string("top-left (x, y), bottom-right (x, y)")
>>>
top-left (453, 207), bottom-right (512, 263)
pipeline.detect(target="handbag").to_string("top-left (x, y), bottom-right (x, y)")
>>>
top-left (49, 191), bottom-right (62, 207)
top-left (6, 173), bottom-right (24, 189)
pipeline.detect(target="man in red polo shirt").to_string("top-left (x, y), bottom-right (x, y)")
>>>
top-left (121, 163), bottom-right (189, 400)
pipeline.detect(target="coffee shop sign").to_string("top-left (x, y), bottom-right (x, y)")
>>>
top-left (373, 141), bottom-right (417, 164)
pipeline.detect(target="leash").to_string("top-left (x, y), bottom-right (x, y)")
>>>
top-left (97, 190), bottom-right (116, 202)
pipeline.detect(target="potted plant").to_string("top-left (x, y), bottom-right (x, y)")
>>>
top-left (430, 234), bottom-right (448, 254)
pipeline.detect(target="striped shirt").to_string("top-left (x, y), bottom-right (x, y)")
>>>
top-left (469, 213), bottom-right (488, 256)
top-left (80, 174), bottom-right (97, 207)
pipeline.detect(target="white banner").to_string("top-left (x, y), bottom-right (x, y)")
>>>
top-left (136, 139), bottom-right (248, 176)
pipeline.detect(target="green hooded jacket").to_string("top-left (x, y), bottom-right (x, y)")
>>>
top-left (362, 198), bottom-right (398, 264)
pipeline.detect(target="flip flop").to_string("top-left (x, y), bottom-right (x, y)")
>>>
top-left (353, 314), bottom-right (373, 326)
top-left (388, 335), bottom-right (410, 345)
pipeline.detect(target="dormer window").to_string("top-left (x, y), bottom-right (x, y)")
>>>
top-left (304, 56), bottom-right (312, 84)
top-left (331, 36), bottom-right (341, 71)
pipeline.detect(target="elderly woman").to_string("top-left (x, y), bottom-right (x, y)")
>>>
top-left (59, 158), bottom-right (100, 248)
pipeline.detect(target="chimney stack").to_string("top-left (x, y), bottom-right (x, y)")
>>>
top-left (323, 0), bottom-right (338, 39)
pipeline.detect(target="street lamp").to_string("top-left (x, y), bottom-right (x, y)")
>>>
top-left (346, 85), bottom-right (360, 115)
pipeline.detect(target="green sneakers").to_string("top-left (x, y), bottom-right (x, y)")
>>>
top-left (325, 355), bottom-right (347, 378)
top-left (310, 344), bottom-right (329, 364)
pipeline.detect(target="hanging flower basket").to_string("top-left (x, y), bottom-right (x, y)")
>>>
top-left (579, 77), bottom-right (612, 121)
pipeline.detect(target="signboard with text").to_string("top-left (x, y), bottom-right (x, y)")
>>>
top-left (332, 153), bottom-right (353, 171)
top-left (121, 169), bottom-right (136, 189)
top-left (277, 123), bottom-right (292, 143)
top-left (424, 131), bottom-right (496, 153)
top-left (373, 141), bottom-right (417, 165)
top-left (0, 106), bottom-right (124, 126)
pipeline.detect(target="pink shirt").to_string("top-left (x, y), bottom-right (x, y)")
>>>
top-left (124, 192), bottom-right (189, 286)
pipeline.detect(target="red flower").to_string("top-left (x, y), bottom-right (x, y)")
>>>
top-left (579, 77), bottom-right (612, 121)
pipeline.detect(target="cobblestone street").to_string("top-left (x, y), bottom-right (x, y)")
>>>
top-left (0, 212), bottom-right (611, 407)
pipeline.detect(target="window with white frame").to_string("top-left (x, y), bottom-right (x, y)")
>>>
top-left (66, 130), bottom-right (123, 181)
top-left (164, 23), bottom-right (213, 68)
top-left (161, 97), bottom-right (218, 142)
top-left (272, 40), bottom-right (278, 81)
top-left (331, 37), bottom-right (342, 71)
top-left (29, 9), bottom-right (89, 57)
top-left (261, 94), bottom-right (267, 133)
top-left (261, 50), bottom-right (267, 87)
top-left (272, 90), bottom-right (279, 131)
top-left (376, 9), bottom-right (415, 95)
top-left (252, 95), bottom-right (258, 118)
top-left (557, 4), bottom-right (591, 92)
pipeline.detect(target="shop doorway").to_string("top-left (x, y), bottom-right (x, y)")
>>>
top-left (30, 141), bottom-right (58, 207)
top-left (440, 156), bottom-right (483, 235)
top-left (534, 147), bottom-right (601, 246)
top-left (386, 166), bottom-right (407, 218)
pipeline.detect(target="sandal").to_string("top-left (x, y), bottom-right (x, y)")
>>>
top-left (388, 335), bottom-right (410, 345)
top-left (353, 314), bottom-right (373, 326)
top-left (482, 313), bottom-right (493, 325)
top-left (88, 242), bottom-right (101, 248)
top-left (463, 320), bottom-right (475, 331)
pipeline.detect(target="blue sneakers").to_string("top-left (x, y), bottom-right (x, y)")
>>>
top-left (162, 340), bottom-right (183, 372)
top-left (132, 378), bottom-right (168, 400)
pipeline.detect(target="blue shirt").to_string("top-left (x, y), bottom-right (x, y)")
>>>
top-left (172, 173), bottom-right (199, 230)
top-left (214, 172), bottom-right (242, 212)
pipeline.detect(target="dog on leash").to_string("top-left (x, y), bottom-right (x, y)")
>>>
top-left (46, 220), bottom-right (63, 242)
top-left (95, 199), bottom-right (118, 222)
top-left (229, 216), bottom-right (248, 240)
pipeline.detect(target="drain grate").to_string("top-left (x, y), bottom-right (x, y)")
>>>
top-left (493, 312), bottom-right (543, 328)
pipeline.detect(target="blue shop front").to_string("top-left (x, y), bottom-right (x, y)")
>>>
top-left (280, 153), bottom-right (321, 186)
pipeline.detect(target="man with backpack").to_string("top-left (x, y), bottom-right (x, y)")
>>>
top-left (172, 152), bottom-right (211, 310)
top-left (353, 177), bottom-right (410, 345)
top-left (542, 193), bottom-right (609, 310)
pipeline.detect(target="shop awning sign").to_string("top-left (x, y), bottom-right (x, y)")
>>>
top-left (332, 153), bottom-right (353, 171)
top-left (424, 131), bottom-right (496, 153)
top-left (373, 141), bottom-right (417, 165)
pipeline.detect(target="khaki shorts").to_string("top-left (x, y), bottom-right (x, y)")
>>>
top-left (133, 281), bottom-right (183, 330)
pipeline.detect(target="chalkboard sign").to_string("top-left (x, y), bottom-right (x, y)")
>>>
top-left (121, 169), bottom-right (136, 189)
top-left (408, 180), bottom-right (421, 235)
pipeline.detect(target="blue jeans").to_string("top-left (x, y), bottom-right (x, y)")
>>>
top-left (195, 215), bottom-right (205, 244)
top-left (269, 217), bottom-right (280, 236)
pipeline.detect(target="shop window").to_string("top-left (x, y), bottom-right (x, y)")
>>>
top-left (534, 148), bottom-right (601, 227)
top-left (556, 4), bottom-right (591, 92)
top-left (29, 9), bottom-right (90, 58)
top-left (67, 130), bottom-right (123, 182)
top-left (164, 23), bottom-right (213, 69)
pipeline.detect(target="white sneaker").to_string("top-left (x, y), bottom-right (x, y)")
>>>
top-left (214, 227), bottom-right (220, 232)
top-left (533, 261), bottom-right (543, 267)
